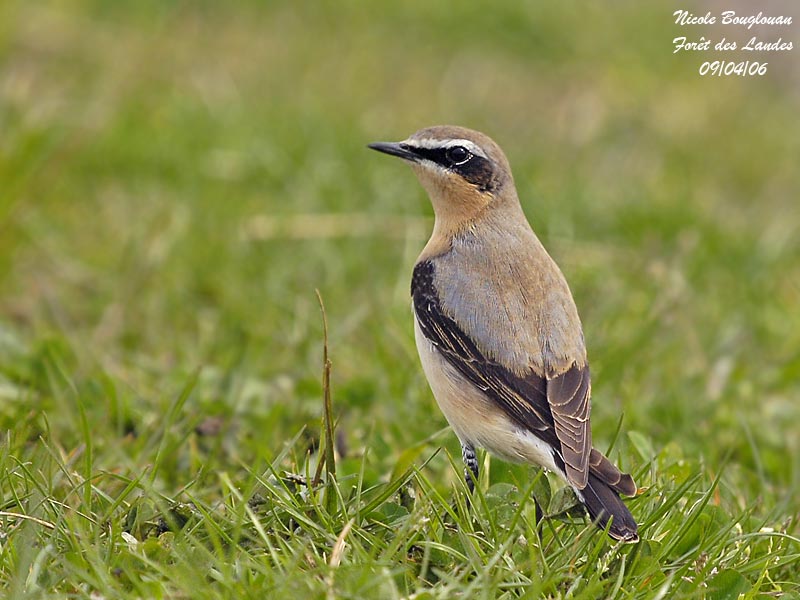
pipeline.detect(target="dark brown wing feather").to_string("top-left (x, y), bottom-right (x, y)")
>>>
top-left (547, 365), bottom-right (591, 488)
top-left (589, 448), bottom-right (637, 496)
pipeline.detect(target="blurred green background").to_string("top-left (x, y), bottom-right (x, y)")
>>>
top-left (1, 0), bottom-right (798, 595)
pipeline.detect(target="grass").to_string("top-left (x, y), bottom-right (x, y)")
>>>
top-left (1, 1), bottom-right (799, 597)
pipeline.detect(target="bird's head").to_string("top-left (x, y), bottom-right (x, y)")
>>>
top-left (369, 125), bottom-right (516, 229)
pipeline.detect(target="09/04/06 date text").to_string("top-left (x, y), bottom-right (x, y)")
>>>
top-left (699, 61), bottom-right (767, 76)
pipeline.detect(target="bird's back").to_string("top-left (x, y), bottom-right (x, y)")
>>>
top-left (423, 199), bottom-right (586, 378)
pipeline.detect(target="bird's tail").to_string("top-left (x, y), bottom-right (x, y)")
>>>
top-left (580, 448), bottom-right (639, 542)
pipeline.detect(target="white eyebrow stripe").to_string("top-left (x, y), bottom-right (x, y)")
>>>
top-left (404, 138), bottom-right (488, 160)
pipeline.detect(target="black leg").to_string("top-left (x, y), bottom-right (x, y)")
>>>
top-left (532, 494), bottom-right (544, 539)
top-left (462, 443), bottom-right (479, 493)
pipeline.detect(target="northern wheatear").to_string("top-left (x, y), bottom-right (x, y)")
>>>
top-left (369, 125), bottom-right (638, 542)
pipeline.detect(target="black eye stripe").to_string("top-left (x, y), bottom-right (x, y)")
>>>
top-left (402, 145), bottom-right (450, 165)
top-left (403, 145), bottom-right (477, 168)
top-left (402, 143), bottom-right (497, 192)
top-left (457, 156), bottom-right (495, 191)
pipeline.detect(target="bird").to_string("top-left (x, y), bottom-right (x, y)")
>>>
top-left (368, 125), bottom-right (639, 542)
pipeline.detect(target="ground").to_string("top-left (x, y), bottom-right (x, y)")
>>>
top-left (1, 1), bottom-right (798, 598)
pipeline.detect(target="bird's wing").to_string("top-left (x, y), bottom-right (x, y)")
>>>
top-left (412, 260), bottom-right (592, 488)
top-left (547, 364), bottom-right (591, 488)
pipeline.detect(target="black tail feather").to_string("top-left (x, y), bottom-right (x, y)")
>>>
top-left (581, 473), bottom-right (639, 542)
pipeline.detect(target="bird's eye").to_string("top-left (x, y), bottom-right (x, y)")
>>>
top-left (446, 146), bottom-right (471, 165)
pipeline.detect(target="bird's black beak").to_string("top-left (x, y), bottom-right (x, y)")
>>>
top-left (367, 141), bottom-right (420, 163)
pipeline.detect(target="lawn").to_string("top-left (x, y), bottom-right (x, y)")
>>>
top-left (1, 1), bottom-right (798, 598)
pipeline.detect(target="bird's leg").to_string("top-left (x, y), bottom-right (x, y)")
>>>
top-left (461, 443), bottom-right (479, 493)
top-left (532, 494), bottom-right (545, 539)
